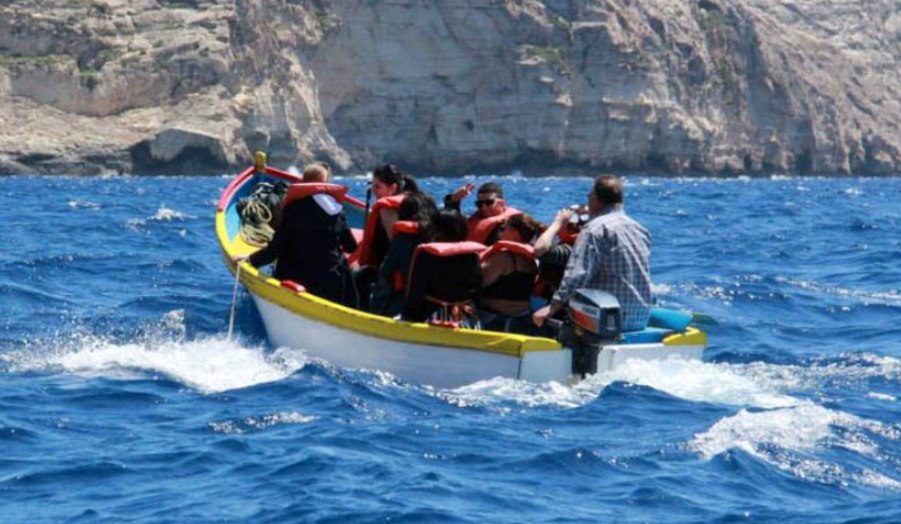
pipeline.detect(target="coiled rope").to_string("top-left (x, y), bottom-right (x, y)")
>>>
top-left (239, 198), bottom-right (275, 246)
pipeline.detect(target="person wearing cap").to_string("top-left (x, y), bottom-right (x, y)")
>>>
top-left (532, 175), bottom-right (652, 331)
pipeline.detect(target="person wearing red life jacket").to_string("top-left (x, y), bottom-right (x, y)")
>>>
top-left (236, 163), bottom-right (359, 307)
top-left (478, 216), bottom-right (543, 334)
top-left (444, 182), bottom-right (531, 245)
top-left (370, 193), bottom-right (437, 317)
top-left (355, 164), bottom-right (422, 310)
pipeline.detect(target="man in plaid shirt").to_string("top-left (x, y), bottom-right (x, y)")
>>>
top-left (532, 175), bottom-right (652, 331)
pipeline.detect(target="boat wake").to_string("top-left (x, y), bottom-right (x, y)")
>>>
top-left (440, 357), bottom-right (802, 410)
top-left (1, 331), bottom-right (307, 395)
top-left (439, 355), bottom-right (901, 489)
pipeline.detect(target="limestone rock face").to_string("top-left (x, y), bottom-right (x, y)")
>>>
top-left (0, 0), bottom-right (898, 175)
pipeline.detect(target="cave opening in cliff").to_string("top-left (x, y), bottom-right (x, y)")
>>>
top-left (129, 142), bottom-right (229, 176)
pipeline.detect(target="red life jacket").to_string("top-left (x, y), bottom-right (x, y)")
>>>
top-left (480, 240), bottom-right (538, 302)
top-left (391, 220), bottom-right (420, 236)
top-left (415, 241), bottom-right (487, 258)
top-left (466, 207), bottom-right (523, 244)
top-left (479, 240), bottom-right (536, 263)
top-left (390, 220), bottom-right (421, 292)
top-left (558, 224), bottom-right (580, 245)
top-left (282, 183), bottom-right (348, 208)
top-left (357, 194), bottom-right (405, 268)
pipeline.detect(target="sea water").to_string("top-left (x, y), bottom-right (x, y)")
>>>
top-left (0, 174), bottom-right (899, 523)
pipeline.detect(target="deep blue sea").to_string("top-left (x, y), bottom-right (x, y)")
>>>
top-left (1, 174), bottom-right (900, 523)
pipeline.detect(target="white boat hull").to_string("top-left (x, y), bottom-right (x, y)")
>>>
top-left (252, 294), bottom-right (574, 389)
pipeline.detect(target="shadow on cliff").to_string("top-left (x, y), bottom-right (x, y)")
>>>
top-left (129, 142), bottom-right (230, 176)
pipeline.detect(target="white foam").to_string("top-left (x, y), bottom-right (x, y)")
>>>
top-left (3, 334), bottom-right (307, 394)
top-left (437, 353), bottom-right (901, 414)
top-left (127, 205), bottom-right (194, 229)
top-left (441, 376), bottom-right (592, 409)
top-left (689, 404), bottom-right (901, 489)
top-left (867, 392), bottom-right (896, 402)
top-left (67, 199), bottom-right (100, 210)
top-left (439, 358), bottom-right (800, 410)
top-left (774, 276), bottom-right (901, 306)
top-left (150, 205), bottom-right (192, 221)
top-left (605, 358), bottom-right (803, 409)
top-left (689, 404), bottom-right (850, 458)
top-left (650, 282), bottom-right (673, 296)
top-left (209, 411), bottom-right (317, 434)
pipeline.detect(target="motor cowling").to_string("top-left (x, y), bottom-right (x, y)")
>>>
top-left (568, 289), bottom-right (622, 340)
top-left (561, 289), bottom-right (622, 377)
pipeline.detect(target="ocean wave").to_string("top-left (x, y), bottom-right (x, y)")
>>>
top-left (688, 404), bottom-right (901, 489)
top-left (774, 277), bottom-right (901, 307)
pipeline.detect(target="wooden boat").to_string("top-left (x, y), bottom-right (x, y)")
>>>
top-left (216, 155), bottom-right (707, 389)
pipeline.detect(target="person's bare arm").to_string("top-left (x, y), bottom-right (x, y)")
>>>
top-left (380, 208), bottom-right (399, 240)
top-left (480, 256), bottom-right (506, 288)
top-left (534, 208), bottom-right (573, 257)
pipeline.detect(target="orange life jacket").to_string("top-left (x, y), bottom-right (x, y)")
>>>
top-left (479, 240), bottom-right (536, 263)
top-left (466, 207), bottom-right (523, 244)
top-left (480, 240), bottom-right (538, 303)
top-left (391, 220), bottom-right (420, 236)
top-left (415, 241), bottom-right (487, 258)
top-left (357, 194), bottom-right (405, 268)
top-left (282, 183), bottom-right (348, 208)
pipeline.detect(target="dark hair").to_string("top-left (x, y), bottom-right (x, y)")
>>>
top-left (484, 213), bottom-right (546, 246)
top-left (477, 182), bottom-right (504, 198)
top-left (433, 208), bottom-right (468, 242)
top-left (398, 193), bottom-right (438, 240)
top-left (593, 175), bottom-right (623, 205)
top-left (506, 214), bottom-right (545, 243)
top-left (374, 164), bottom-right (421, 195)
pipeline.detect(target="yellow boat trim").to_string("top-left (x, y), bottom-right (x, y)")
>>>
top-left (662, 327), bottom-right (707, 347)
top-left (216, 211), bottom-right (562, 358)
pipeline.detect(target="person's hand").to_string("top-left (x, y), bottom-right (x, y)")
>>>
top-left (553, 208), bottom-right (574, 226)
top-left (532, 304), bottom-right (551, 327)
top-left (231, 254), bottom-right (248, 264)
top-left (450, 182), bottom-right (476, 203)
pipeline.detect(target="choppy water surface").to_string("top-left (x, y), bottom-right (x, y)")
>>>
top-left (1, 174), bottom-right (899, 523)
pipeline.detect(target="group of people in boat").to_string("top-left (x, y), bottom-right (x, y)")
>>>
top-left (235, 162), bottom-right (653, 334)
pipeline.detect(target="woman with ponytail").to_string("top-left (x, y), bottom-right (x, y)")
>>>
top-left (370, 192), bottom-right (437, 317)
top-left (356, 164), bottom-right (423, 310)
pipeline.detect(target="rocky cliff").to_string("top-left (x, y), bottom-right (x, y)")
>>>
top-left (1, 0), bottom-right (899, 176)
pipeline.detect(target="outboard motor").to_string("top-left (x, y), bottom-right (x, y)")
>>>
top-left (558, 289), bottom-right (622, 377)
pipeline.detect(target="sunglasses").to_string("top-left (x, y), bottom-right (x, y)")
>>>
top-left (475, 198), bottom-right (496, 208)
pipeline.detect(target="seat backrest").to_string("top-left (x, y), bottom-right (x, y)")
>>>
top-left (402, 242), bottom-right (486, 322)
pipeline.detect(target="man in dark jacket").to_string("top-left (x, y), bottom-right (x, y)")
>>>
top-left (237, 172), bottom-right (359, 307)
